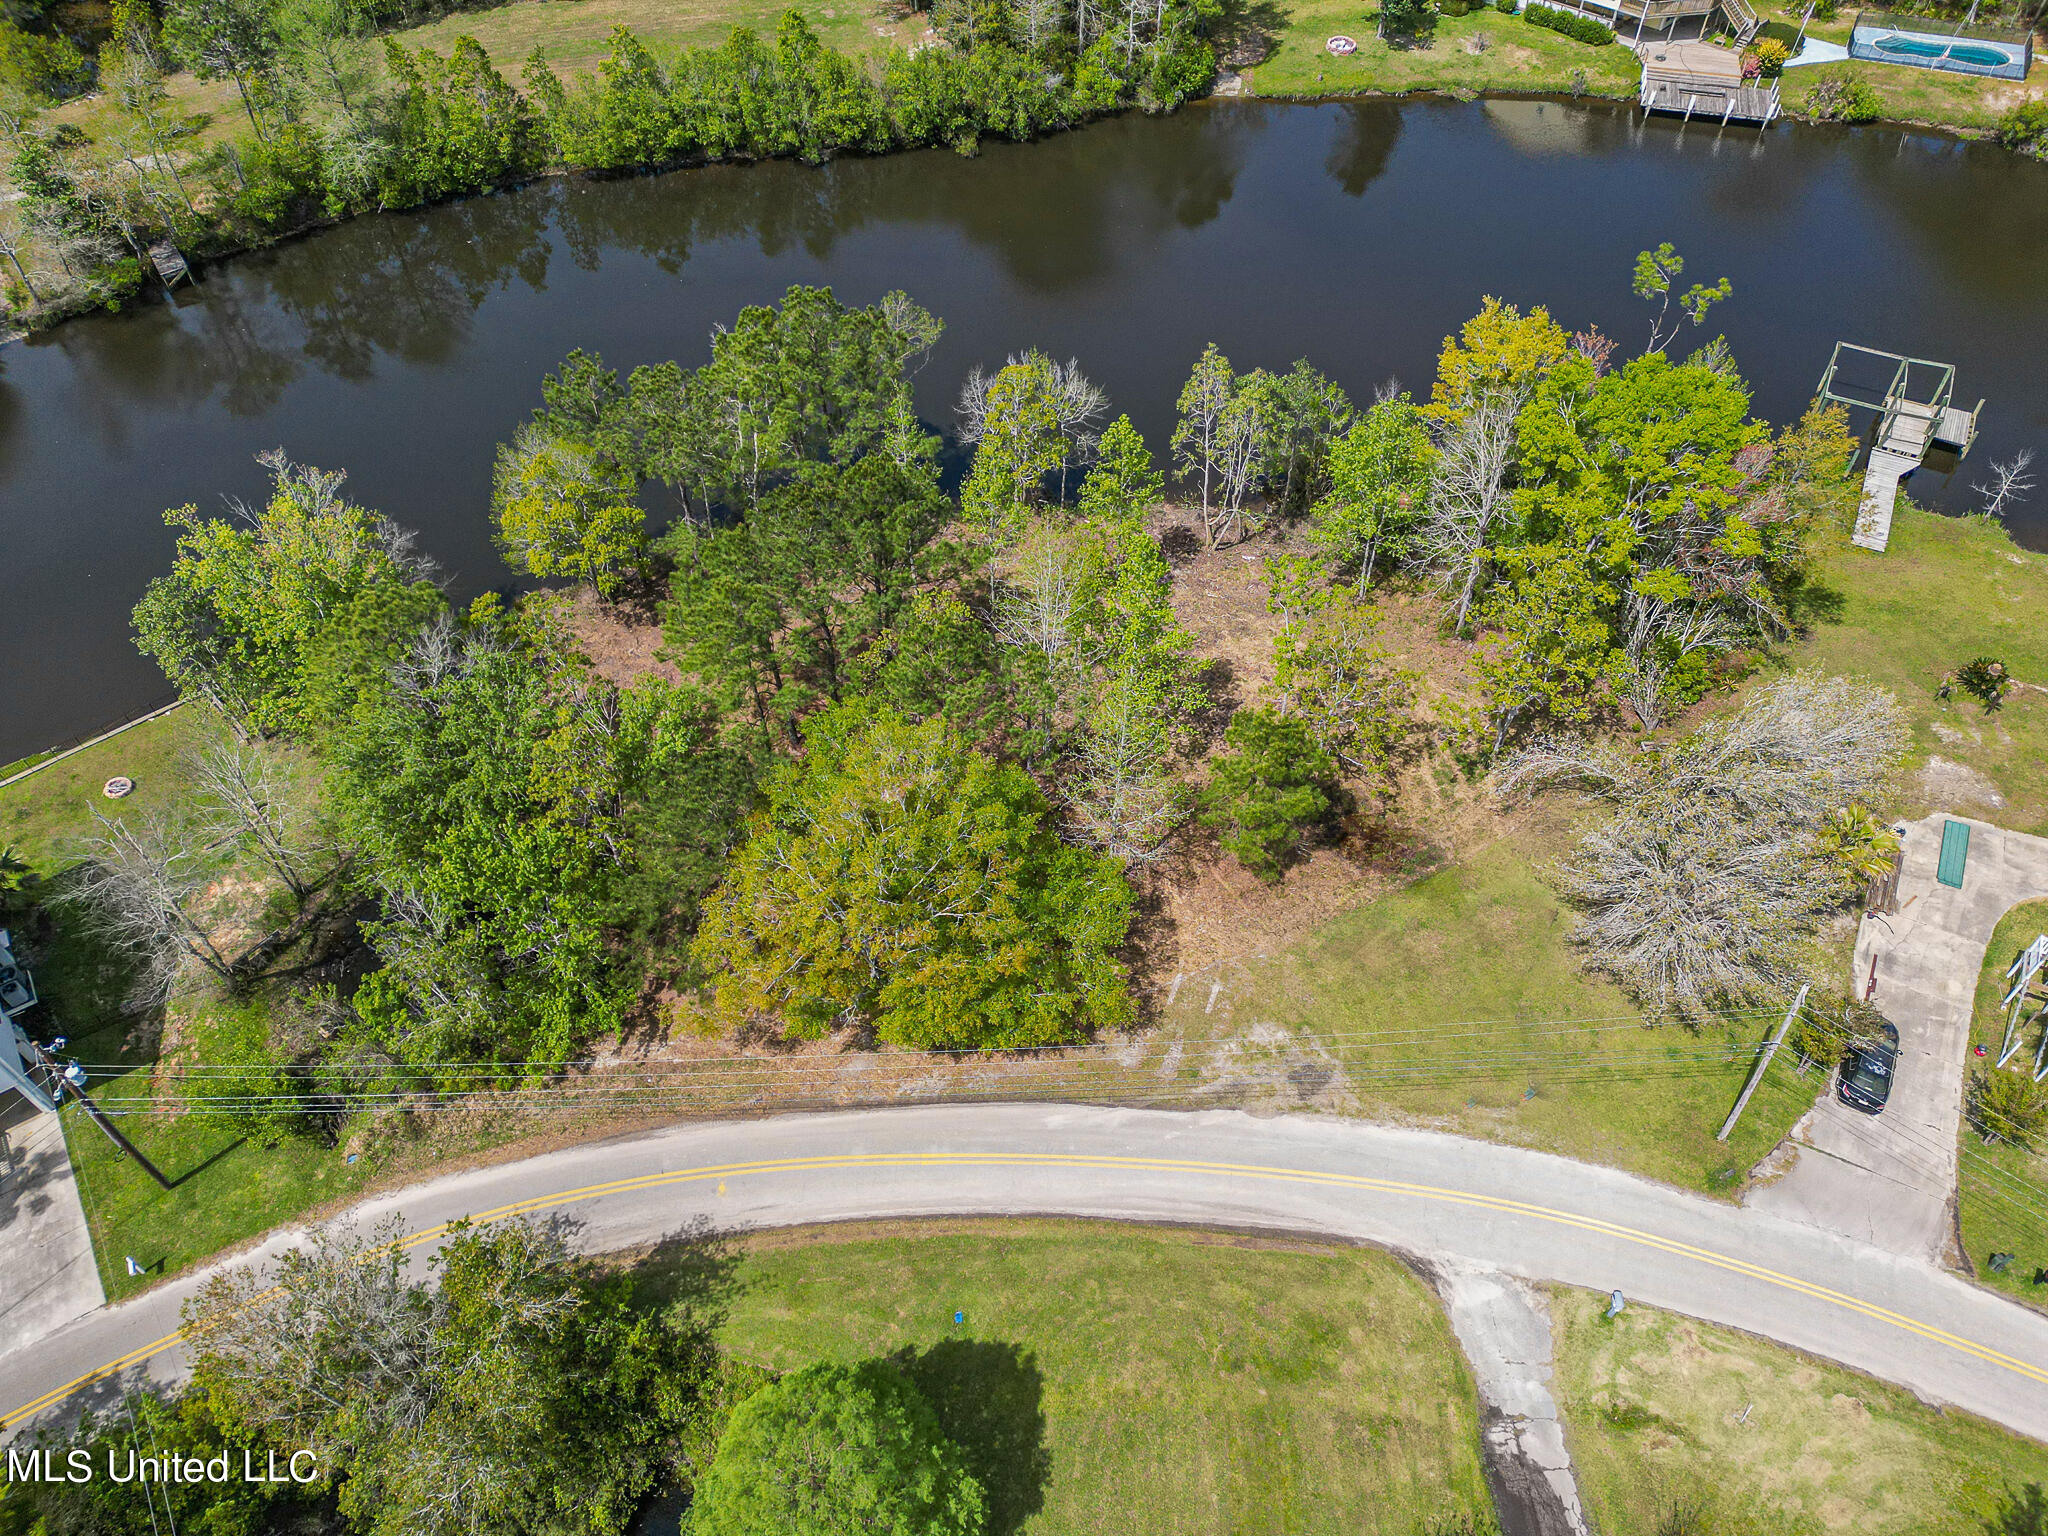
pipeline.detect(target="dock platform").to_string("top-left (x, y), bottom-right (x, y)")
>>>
top-left (147, 239), bottom-right (193, 288)
top-left (1638, 40), bottom-right (1781, 122)
top-left (1817, 342), bottom-right (1982, 552)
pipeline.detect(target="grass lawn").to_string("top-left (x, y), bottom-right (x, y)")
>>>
top-left (0, 708), bottom-right (195, 875)
top-left (1956, 898), bottom-right (2048, 1307)
top-left (1156, 813), bottom-right (1819, 1195)
top-left (1782, 57), bottom-right (2046, 135)
top-left (1248, 3), bottom-right (1641, 100)
top-left (659, 1219), bottom-right (1493, 1536)
top-left (1790, 504), bottom-right (2048, 837)
top-left (64, 1071), bottom-right (379, 1301)
top-left (1551, 1285), bottom-right (2048, 1535)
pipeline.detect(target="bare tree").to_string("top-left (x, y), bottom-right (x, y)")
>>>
top-left (1064, 671), bottom-right (1181, 862)
top-left (0, 204), bottom-right (42, 304)
top-left (1019, 0), bottom-right (1067, 51)
top-left (183, 1215), bottom-right (580, 1519)
top-left (1612, 586), bottom-right (1732, 732)
top-left (1498, 674), bottom-right (1906, 1015)
top-left (958, 351), bottom-right (1107, 503)
top-left (1417, 391), bottom-right (1517, 631)
top-left (994, 527), bottom-right (1093, 675)
top-left (186, 736), bottom-right (335, 902)
top-left (1209, 390), bottom-right (1266, 547)
top-left (1975, 448), bottom-right (2036, 523)
top-left (1559, 801), bottom-right (1829, 1018)
top-left (61, 810), bottom-right (235, 1000)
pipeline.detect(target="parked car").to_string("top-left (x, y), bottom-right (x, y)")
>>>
top-left (1838, 1021), bottom-right (1900, 1115)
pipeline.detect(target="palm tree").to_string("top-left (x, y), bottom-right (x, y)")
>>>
top-left (1816, 804), bottom-right (1894, 884)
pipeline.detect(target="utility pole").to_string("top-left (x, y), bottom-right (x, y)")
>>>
top-left (31, 1041), bottom-right (174, 1191)
top-left (1718, 984), bottom-right (1809, 1143)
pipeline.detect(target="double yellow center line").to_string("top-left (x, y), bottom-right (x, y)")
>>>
top-left (6, 1150), bottom-right (2043, 1428)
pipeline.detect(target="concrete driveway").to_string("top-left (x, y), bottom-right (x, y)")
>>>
top-left (1748, 815), bottom-right (2048, 1262)
top-left (0, 1099), bottom-right (104, 1359)
top-left (5, 1104), bottom-right (2048, 1444)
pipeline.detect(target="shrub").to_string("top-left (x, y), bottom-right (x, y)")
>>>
top-left (1803, 71), bottom-right (1882, 123)
top-left (1199, 707), bottom-right (1344, 882)
top-left (1812, 0), bottom-right (1837, 17)
top-left (1940, 656), bottom-right (2012, 710)
top-left (1969, 1067), bottom-right (2048, 1149)
top-left (1998, 101), bottom-right (2048, 158)
top-left (1523, 3), bottom-right (1615, 45)
top-left (0, 19), bottom-right (91, 100)
top-left (1745, 38), bottom-right (1789, 77)
top-left (1441, 0), bottom-right (1472, 15)
top-left (1496, 0), bottom-right (1519, 14)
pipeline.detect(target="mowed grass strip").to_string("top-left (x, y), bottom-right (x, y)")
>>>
top-left (1958, 898), bottom-right (2048, 1308)
top-left (677, 1219), bottom-right (1493, 1536)
top-left (1550, 1285), bottom-right (2048, 1535)
top-left (1161, 815), bottom-right (1816, 1194)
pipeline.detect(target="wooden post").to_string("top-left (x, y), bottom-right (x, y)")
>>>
top-left (1718, 985), bottom-right (1809, 1142)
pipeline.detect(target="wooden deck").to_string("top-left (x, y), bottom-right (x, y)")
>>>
top-left (1638, 42), bottom-right (1782, 121)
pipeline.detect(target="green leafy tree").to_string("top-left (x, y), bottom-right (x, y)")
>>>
top-left (688, 1361), bottom-right (985, 1536)
top-left (276, 0), bottom-right (375, 119)
top-left (329, 606), bottom-right (669, 1076)
top-left (1310, 393), bottom-right (1433, 590)
top-left (961, 359), bottom-right (1065, 542)
top-left (1077, 414), bottom-right (1164, 524)
top-left (381, 35), bottom-right (532, 205)
top-left (1271, 589), bottom-right (1414, 790)
top-left (1200, 707), bottom-right (1342, 881)
top-left (634, 285), bottom-right (941, 520)
top-left (692, 703), bottom-right (1134, 1048)
top-left (1243, 358), bottom-right (1351, 516)
top-left (1172, 342), bottom-right (1235, 541)
top-left (132, 452), bottom-right (436, 737)
top-left (1631, 241), bottom-right (1731, 356)
top-left (1473, 545), bottom-right (1619, 742)
top-left (165, 0), bottom-right (285, 137)
top-left (0, 1388), bottom-right (310, 1536)
top-left (493, 424), bottom-right (649, 597)
top-left (1426, 296), bottom-right (1569, 423)
top-left (664, 453), bottom-right (957, 744)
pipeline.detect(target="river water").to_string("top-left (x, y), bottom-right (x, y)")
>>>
top-left (3, 98), bottom-right (2044, 762)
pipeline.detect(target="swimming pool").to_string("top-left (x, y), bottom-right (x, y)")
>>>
top-left (1850, 22), bottom-right (2030, 78)
top-left (1872, 34), bottom-right (2014, 67)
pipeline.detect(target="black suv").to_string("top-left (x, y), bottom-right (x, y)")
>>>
top-left (1838, 1021), bottom-right (1900, 1115)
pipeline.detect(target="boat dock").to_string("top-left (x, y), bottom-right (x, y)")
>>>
top-left (1816, 342), bottom-right (1982, 552)
top-left (147, 238), bottom-right (193, 289)
top-left (1638, 39), bottom-right (1781, 123)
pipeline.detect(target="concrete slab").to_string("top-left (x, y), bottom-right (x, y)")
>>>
top-left (1748, 815), bottom-right (2048, 1263)
top-left (0, 1099), bottom-right (103, 1360)
top-left (1433, 1260), bottom-right (1589, 1536)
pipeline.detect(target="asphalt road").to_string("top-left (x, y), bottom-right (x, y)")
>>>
top-left (6, 1104), bottom-right (2048, 1442)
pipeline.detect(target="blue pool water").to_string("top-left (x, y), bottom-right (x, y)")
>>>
top-left (1871, 33), bottom-right (2017, 68)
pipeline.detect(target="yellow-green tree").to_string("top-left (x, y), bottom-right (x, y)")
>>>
top-left (692, 703), bottom-right (1134, 1048)
top-left (491, 424), bottom-right (648, 598)
top-left (1425, 296), bottom-right (1569, 423)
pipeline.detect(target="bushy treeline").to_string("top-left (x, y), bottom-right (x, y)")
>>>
top-left (2, 0), bottom-right (1215, 322)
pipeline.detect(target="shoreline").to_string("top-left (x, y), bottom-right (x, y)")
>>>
top-left (8, 78), bottom-right (2031, 348)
